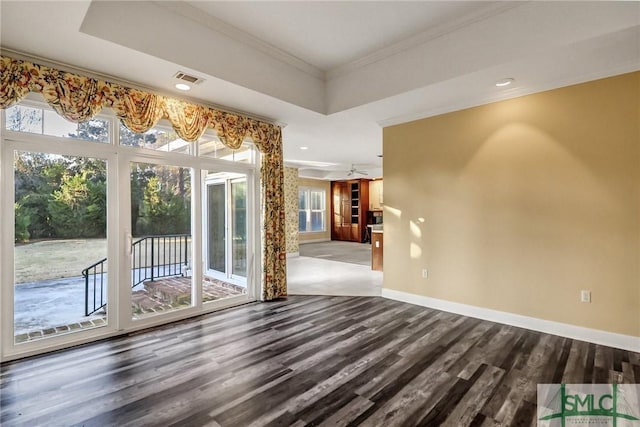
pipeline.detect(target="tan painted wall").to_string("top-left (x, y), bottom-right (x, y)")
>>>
top-left (283, 167), bottom-right (299, 253)
top-left (298, 177), bottom-right (331, 243)
top-left (383, 72), bottom-right (640, 337)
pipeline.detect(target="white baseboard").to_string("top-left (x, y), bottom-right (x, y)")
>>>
top-left (381, 288), bottom-right (640, 353)
top-left (287, 252), bottom-right (300, 258)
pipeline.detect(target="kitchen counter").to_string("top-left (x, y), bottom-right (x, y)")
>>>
top-left (368, 224), bottom-right (383, 233)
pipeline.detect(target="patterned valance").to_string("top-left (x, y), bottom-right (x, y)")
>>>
top-left (0, 56), bottom-right (282, 150)
top-left (0, 55), bottom-right (286, 300)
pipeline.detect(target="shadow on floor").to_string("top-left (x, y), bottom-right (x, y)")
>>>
top-left (299, 240), bottom-right (371, 266)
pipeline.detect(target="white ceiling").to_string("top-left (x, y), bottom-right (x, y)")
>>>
top-left (1, 1), bottom-right (639, 180)
top-left (185, 1), bottom-right (494, 71)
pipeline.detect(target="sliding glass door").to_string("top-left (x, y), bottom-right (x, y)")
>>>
top-left (208, 182), bottom-right (226, 274)
top-left (1, 98), bottom-right (259, 360)
top-left (129, 162), bottom-right (193, 321)
top-left (204, 172), bottom-right (250, 303)
top-left (12, 150), bottom-right (109, 343)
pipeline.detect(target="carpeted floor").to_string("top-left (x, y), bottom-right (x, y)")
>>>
top-left (299, 240), bottom-right (371, 266)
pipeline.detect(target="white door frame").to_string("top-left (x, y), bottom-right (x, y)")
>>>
top-left (1, 101), bottom-right (261, 362)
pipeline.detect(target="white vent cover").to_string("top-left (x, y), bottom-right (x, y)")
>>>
top-left (173, 72), bottom-right (203, 85)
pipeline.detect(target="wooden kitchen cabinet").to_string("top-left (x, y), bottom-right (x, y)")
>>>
top-left (371, 231), bottom-right (383, 271)
top-left (331, 179), bottom-right (369, 242)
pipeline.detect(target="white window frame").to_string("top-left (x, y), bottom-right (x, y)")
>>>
top-left (298, 187), bottom-right (326, 233)
top-left (0, 96), bottom-right (261, 361)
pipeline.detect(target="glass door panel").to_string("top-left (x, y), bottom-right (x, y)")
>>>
top-left (130, 162), bottom-right (192, 320)
top-left (203, 171), bottom-right (249, 303)
top-left (207, 183), bottom-right (226, 274)
top-left (13, 151), bottom-right (108, 343)
top-left (231, 179), bottom-right (247, 277)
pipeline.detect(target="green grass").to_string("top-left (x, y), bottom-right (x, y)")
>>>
top-left (15, 239), bottom-right (107, 284)
top-left (14, 237), bottom-right (193, 284)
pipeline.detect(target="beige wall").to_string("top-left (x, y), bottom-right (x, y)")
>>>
top-left (283, 167), bottom-right (299, 254)
top-left (298, 177), bottom-right (331, 243)
top-left (383, 72), bottom-right (640, 337)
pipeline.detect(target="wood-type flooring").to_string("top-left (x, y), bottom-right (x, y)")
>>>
top-left (1, 295), bottom-right (638, 426)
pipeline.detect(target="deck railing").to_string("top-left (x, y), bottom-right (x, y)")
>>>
top-left (83, 234), bottom-right (190, 316)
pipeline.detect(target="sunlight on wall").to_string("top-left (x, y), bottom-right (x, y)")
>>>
top-left (409, 220), bottom-right (422, 238)
top-left (385, 205), bottom-right (401, 219)
top-left (410, 242), bottom-right (422, 259)
top-left (409, 218), bottom-right (424, 259)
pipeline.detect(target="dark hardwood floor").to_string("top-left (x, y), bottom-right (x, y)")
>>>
top-left (1, 295), bottom-right (638, 426)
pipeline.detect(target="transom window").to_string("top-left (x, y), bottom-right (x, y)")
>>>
top-left (5, 104), bottom-right (109, 143)
top-left (4, 102), bottom-right (258, 163)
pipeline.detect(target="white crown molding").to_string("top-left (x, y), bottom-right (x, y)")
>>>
top-left (326, 2), bottom-right (524, 81)
top-left (377, 61), bottom-right (640, 128)
top-left (154, 1), bottom-right (325, 81)
top-left (153, 1), bottom-right (523, 85)
top-left (382, 288), bottom-right (640, 353)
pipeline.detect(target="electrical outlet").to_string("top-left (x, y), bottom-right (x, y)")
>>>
top-left (581, 290), bottom-right (591, 303)
top-left (421, 269), bottom-right (428, 279)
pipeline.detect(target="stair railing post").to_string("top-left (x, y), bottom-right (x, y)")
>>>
top-left (84, 269), bottom-right (89, 317)
top-left (184, 235), bottom-right (188, 268)
top-left (150, 237), bottom-right (155, 282)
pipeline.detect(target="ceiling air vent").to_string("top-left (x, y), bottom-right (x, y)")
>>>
top-left (173, 72), bottom-right (203, 85)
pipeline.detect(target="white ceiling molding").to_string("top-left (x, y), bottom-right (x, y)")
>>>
top-left (325, 1), bottom-right (640, 114)
top-left (374, 25), bottom-right (640, 128)
top-left (325, 2), bottom-right (522, 81)
top-left (80, 0), bottom-right (327, 114)
top-left (154, 1), bottom-right (324, 81)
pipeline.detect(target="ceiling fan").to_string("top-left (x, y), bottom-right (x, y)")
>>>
top-left (347, 164), bottom-right (368, 176)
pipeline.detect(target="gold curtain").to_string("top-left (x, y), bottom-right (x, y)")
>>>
top-left (0, 55), bottom-right (286, 300)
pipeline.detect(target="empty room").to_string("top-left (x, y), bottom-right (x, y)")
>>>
top-left (1, 1), bottom-right (639, 426)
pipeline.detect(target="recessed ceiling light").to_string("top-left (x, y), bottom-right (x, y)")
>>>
top-left (495, 78), bottom-right (514, 87)
top-left (175, 83), bottom-right (191, 91)
top-left (300, 146), bottom-right (309, 150)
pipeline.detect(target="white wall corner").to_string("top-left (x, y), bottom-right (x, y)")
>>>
top-left (381, 288), bottom-right (640, 353)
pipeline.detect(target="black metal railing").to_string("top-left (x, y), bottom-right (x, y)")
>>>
top-left (131, 234), bottom-right (190, 288)
top-left (83, 259), bottom-right (108, 317)
top-left (83, 234), bottom-right (190, 316)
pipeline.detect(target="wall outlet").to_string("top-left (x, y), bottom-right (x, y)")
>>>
top-left (580, 290), bottom-right (591, 303)
top-left (422, 269), bottom-right (429, 279)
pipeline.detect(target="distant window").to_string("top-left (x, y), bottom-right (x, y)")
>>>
top-left (298, 188), bottom-right (326, 232)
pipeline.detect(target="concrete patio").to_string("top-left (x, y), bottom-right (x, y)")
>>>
top-left (14, 275), bottom-right (246, 343)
